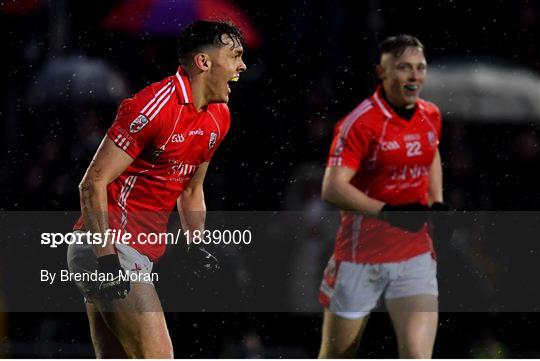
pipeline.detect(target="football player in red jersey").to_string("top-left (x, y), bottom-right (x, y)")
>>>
top-left (67, 21), bottom-right (246, 358)
top-left (318, 35), bottom-right (448, 358)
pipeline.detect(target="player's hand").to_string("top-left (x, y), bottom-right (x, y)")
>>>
top-left (96, 254), bottom-right (130, 301)
top-left (378, 203), bottom-right (429, 232)
top-left (429, 201), bottom-right (454, 243)
top-left (186, 245), bottom-right (220, 279)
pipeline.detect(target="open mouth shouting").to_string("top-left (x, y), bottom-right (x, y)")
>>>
top-left (227, 75), bottom-right (240, 93)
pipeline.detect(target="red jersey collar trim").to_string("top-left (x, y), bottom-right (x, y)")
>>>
top-left (174, 67), bottom-right (194, 104)
top-left (372, 85), bottom-right (419, 119)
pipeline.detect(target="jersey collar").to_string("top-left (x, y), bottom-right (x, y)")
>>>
top-left (372, 85), bottom-right (420, 120)
top-left (174, 67), bottom-right (194, 104)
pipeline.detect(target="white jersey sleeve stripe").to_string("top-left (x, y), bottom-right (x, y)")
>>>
top-left (149, 86), bottom-right (175, 120)
top-left (140, 82), bottom-right (173, 115)
top-left (327, 100), bottom-right (373, 168)
top-left (117, 175), bottom-right (138, 229)
top-left (340, 99), bottom-right (372, 135)
top-left (342, 104), bottom-right (373, 139)
top-left (117, 136), bottom-right (127, 147)
top-left (144, 84), bottom-right (174, 119)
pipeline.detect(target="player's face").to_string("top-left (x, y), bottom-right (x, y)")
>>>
top-left (206, 34), bottom-right (246, 103)
top-left (378, 47), bottom-right (427, 109)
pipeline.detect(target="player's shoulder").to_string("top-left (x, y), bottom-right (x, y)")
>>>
top-left (208, 103), bottom-right (231, 121)
top-left (122, 76), bottom-right (177, 114)
top-left (338, 98), bottom-right (382, 133)
top-left (418, 98), bottom-right (442, 118)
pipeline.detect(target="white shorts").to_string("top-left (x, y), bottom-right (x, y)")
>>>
top-left (67, 232), bottom-right (154, 301)
top-left (319, 252), bottom-right (438, 319)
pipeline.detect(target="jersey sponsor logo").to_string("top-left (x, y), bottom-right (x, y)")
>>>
top-left (171, 134), bottom-right (185, 143)
top-left (381, 140), bottom-right (400, 151)
top-left (209, 132), bottom-right (218, 149)
top-left (188, 129), bottom-right (204, 136)
top-left (129, 114), bottom-right (149, 133)
top-left (390, 164), bottom-right (429, 181)
top-left (170, 162), bottom-right (197, 176)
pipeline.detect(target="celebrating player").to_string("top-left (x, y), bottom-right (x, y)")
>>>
top-left (318, 35), bottom-right (447, 358)
top-left (67, 21), bottom-right (246, 358)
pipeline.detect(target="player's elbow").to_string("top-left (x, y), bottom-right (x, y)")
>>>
top-left (322, 174), bottom-right (353, 207)
top-left (182, 184), bottom-right (203, 198)
top-left (321, 178), bottom-right (338, 204)
top-left (78, 176), bottom-right (104, 197)
top-left (79, 179), bottom-right (91, 194)
top-left (180, 185), bottom-right (205, 209)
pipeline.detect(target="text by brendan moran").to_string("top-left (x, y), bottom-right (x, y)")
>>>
top-left (40, 269), bottom-right (158, 284)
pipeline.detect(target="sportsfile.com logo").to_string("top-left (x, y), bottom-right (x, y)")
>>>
top-left (40, 229), bottom-right (253, 248)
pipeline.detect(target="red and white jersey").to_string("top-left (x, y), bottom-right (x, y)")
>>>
top-left (327, 86), bottom-right (442, 263)
top-left (75, 67), bottom-right (231, 261)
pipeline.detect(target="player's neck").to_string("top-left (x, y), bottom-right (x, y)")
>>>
top-left (380, 88), bottom-right (416, 121)
top-left (183, 68), bottom-right (209, 112)
top-left (190, 79), bottom-right (209, 112)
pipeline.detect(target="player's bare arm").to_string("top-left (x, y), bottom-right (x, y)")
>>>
top-left (427, 149), bottom-right (443, 205)
top-left (177, 162), bottom-right (219, 277)
top-left (79, 136), bottom-right (134, 257)
top-left (321, 166), bottom-right (385, 216)
top-left (177, 162), bottom-right (209, 243)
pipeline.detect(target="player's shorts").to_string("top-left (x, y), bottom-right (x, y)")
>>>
top-left (319, 252), bottom-right (438, 320)
top-left (67, 231), bottom-right (154, 302)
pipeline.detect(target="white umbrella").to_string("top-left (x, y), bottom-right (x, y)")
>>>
top-left (423, 62), bottom-right (540, 122)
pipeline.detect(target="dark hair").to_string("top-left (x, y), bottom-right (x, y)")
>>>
top-left (177, 20), bottom-right (244, 65)
top-left (378, 34), bottom-right (424, 58)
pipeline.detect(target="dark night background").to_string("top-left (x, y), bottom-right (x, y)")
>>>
top-left (1, 0), bottom-right (540, 357)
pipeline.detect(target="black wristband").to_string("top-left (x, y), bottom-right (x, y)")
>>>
top-left (430, 202), bottom-right (450, 211)
top-left (381, 203), bottom-right (429, 213)
top-left (97, 254), bottom-right (122, 273)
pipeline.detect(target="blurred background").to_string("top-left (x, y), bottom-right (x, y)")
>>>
top-left (1, 0), bottom-right (540, 357)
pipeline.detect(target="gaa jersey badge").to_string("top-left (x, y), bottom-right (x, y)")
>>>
top-left (130, 114), bottom-right (149, 133)
top-left (209, 132), bottom-right (218, 149)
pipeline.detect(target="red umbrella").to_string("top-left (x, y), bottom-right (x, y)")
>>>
top-left (102, 0), bottom-right (262, 48)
